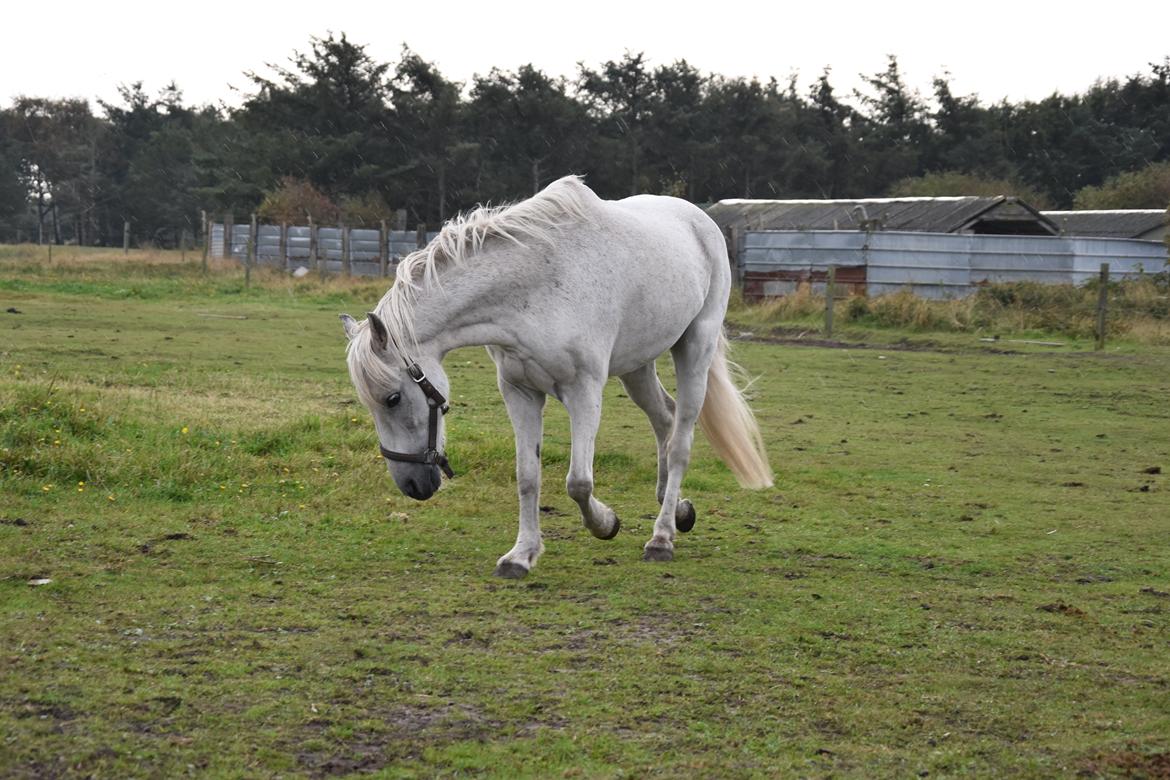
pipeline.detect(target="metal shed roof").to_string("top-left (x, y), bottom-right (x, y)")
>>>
top-left (707, 196), bottom-right (1058, 235)
top-left (1043, 210), bottom-right (1167, 239)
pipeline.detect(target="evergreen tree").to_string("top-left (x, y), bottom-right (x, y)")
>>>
top-left (5, 38), bottom-right (1170, 236)
top-left (0, 111), bottom-right (31, 234)
top-left (470, 65), bottom-right (590, 200)
top-left (237, 33), bottom-right (397, 202)
top-left (853, 56), bottom-right (929, 193)
top-left (808, 69), bottom-right (857, 197)
top-left (578, 52), bottom-right (653, 196)
top-left (643, 60), bottom-right (711, 200)
top-left (6, 96), bottom-right (103, 243)
top-left (390, 48), bottom-right (466, 223)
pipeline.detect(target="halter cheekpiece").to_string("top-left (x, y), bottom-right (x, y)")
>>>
top-left (378, 361), bottom-right (455, 479)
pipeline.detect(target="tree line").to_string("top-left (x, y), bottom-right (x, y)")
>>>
top-left (2, 34), bottom-right (1168, 247)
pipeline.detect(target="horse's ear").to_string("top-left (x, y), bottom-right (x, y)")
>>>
top-left (366, 311), bottom-right (389, 352)
top-left (339, 313), bottom-right (359, 340)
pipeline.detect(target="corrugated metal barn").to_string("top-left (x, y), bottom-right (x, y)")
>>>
top-left (705, 196), bottom-right (1168, 301)
top-left (1044, 210), bottom-right (1167, 241)
top-left (706, 196), bottom-right (1058, 236)
top-left (738, 231), bottom-right (1169, 300)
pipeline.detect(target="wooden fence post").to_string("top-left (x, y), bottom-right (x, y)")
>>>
top-left (279, 223), bottom-right (288, 270)
top-left (1095, 262), bottom-right (1110, 351)
top-left (251, 214), bottom-right (260, 265)
top-left (123, 221), bottom-right (130, 254)
top-left (416, 223), bottom-right (427, 250)
top-left (379, 219), bottom-right (388, 277)
top-left (341, 221), bottom-right (351, 277)
top-left (825, 265), bottom-right (837, 339)
top-left (245, 213), bottom-right (256, 288)
top-left (200, 210), bottom-right (208, 273)
top-left (308, 215), bottom-right (318, 275)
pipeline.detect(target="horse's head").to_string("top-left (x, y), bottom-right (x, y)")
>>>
top-left (341, 311), bottom-right (451, 501)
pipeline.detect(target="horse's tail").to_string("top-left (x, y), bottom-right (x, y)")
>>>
top-left (699, 332), bottom-right (774, 489)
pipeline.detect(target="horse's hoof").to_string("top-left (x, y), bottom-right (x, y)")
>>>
top-left (597, 513), bottom-right (621, 541)
top-left (642, 545), bottom-right (673, 562)
top-left (675, 499), bottom-right (696, 533)
top-left (492, 561), bottom-right (530, 579)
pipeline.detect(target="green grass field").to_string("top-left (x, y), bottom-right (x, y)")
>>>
top-left (2, 247), bottom-right (1168, 778)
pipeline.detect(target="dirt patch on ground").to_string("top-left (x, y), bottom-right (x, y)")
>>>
top-left (1080, 748), bottom-right (1170, 778)
top-left (295, 702), bottom-right (497, 777)
top-left (727, 324), bottom-right (1023, 355)
top-left (544, 612), bottom-right (702, 654)
top-left (1038, 602), bottom-right (1088, 618)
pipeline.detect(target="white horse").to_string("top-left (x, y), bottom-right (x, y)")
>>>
top-left (342, 176), bottom-right (771, 578)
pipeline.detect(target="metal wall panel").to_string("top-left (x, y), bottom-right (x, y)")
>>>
top-left (349, 228), bottom-right (381, 261)
top-left (209, 224), bottom-right (224, 258)
top-left (317, 227), bottom-right (342, 261)
top-left (741, 230), bottom-right (1168, 299)
top-left (209, 224), bottom-right (441, 275)
top-left (255, 225), bottom-right (283, 264)
top-left (286, 226), bottom-right (311, 261)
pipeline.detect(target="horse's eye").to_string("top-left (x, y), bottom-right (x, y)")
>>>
top-left (385, 392), bottom-right (401, 408)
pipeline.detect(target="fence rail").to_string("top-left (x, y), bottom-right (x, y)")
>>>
top-left (738, 230), bottom-right (1170, 300)
top-left (209, 222), bottom-right (439, 277)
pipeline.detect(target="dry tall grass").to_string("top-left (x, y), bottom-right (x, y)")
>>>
top-left (730, 275), bottom-right (1170, 345)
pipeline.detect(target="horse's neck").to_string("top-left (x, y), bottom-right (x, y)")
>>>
top-left (411, 255), bottom-right (527, 358)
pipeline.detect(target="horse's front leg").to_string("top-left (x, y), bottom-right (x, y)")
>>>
top-left (562, 381), bottom-right (621, 541)
top-left (493, 379), bottom-right (546, 579)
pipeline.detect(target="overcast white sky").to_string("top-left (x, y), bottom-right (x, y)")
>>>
top-left (3, 0), bottom-right (1167, 112)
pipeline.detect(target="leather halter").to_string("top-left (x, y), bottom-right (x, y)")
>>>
top-left (378, 361), bottom-right (455, 479)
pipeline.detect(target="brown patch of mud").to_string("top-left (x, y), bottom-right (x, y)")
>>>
top-left (1038, 602), bottom-right (1088, 618)
top-left (1080, 748), bottom-right (1170, 779)
top-left (727, 323), bottom-right (1022, 354)
top-left (296, 702), bottom-right (497, 777)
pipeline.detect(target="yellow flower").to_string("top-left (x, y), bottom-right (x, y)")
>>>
top-left (181, 426), bottom-right (189, 435)
top-left (107, 495), bottom-right (116, 502)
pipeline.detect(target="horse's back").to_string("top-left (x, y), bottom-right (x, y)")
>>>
top-left (601, 193), bottom-right (730, 310)
top-left (563, 192), bottom-right (731, 374)
top-left (609, 194), bottom-right (728, 274)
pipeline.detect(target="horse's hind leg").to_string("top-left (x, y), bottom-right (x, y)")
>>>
top-left (619, 363), bottom-right (695, 532)
top-left (643, 319), bottom-right (720, 562)
top-left (561, 378), bottom-right (621, 541)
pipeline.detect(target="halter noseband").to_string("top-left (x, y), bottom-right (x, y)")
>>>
top-left (377, 361), bottom-right (455, 479)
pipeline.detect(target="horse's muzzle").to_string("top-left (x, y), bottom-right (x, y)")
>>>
top-left (398, 465), bottom-right (442, 501)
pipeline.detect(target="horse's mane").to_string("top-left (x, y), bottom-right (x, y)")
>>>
top-left (346, 175), bottom-right (594, 398)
